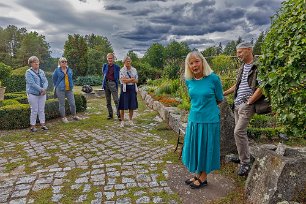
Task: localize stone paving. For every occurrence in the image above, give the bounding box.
[0,109,180,203]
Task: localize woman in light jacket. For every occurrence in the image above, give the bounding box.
[52,57,80,123]
[118,56,138,127]
[25,56,48,132]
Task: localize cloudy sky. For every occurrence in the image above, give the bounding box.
[0,0,282,59]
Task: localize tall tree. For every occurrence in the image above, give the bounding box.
[85,34,113,75]
[164,41,190,65]
[223,40,237,56]
[216,42,223,55]
[143,43,165,68]
[0,25,27,68]
[64,34,88,77]
[16,31,51,68]
[253,31,265,56]
[201,46,217,57]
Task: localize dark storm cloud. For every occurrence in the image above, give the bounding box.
[118,24,170,41]
[126,0,167,2]
[104,5,126,10]
[254,0,281,10]
[0,17,26,27]
[2,0,282,58]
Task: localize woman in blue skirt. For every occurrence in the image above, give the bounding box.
[182,51,224,189]
[118,56,138,127]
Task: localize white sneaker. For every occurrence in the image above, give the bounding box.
[129,120,134,126]
[120,121,124,127]
[62,117,69,123]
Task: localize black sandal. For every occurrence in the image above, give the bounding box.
[189,178,208,189]
[184,176,198,185]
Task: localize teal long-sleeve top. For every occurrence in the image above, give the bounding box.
[186,73,224,123]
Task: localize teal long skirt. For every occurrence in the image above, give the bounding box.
[182,122,220,174]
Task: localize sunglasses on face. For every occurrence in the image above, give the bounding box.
[61,61,67,63]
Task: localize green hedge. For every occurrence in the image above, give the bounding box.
[74,75,102,86]
[0,93,87,130]
[3,66,54,93]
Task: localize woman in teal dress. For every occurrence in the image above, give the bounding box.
[182,51,224,189]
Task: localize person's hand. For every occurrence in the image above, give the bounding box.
[40,89,46,95]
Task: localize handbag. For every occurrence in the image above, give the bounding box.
[254,96,271,114]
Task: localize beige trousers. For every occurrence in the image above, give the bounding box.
[234,102,255,164]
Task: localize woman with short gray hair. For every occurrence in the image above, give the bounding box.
[118,56,138,127]
[25,56,49,132]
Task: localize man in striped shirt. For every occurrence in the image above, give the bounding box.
[223,42,263,176]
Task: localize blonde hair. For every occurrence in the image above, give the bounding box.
[58,57,67,66]
[184,51,213,80]
[28,56,39,66]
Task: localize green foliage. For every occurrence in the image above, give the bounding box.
[3,66,53,93]
[259,0,306,137]
[74,75,102,86]
[253,31,265,55]
[162,64,181,79]
[155,79,179,96]
[16,31,51,67]
[0,93,86,129]
[0,25,51,69]
[0,99,20,107]
[64,34,88,78]
[0,62,12,86]
[134,61,162,85]
[250,114,277,129]
[247,127,281,140]
[211,54,239,75]
[143,43,165,68]
[164,41,190,65]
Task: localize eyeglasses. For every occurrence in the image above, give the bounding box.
[61,61,67,63]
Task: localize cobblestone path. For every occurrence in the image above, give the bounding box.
[0,98,180,203]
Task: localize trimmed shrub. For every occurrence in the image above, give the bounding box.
[0,104,30,129]
[3,66,54,93]
[0,62,12,87]
[247,127,281,140]
[0,99,20,107]
[74,75,102,86]
[0,93,87,130]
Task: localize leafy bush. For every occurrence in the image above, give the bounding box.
[247,127,281,140]
[154,79,179,96]
[162,64,181,79]
[0,99,20,107]
[259,0,306,137]
[3,66,54,93]
[0,62,12,87]
[0,93,86,129]
[250,114,278,129]
[74,75,102,86]
[135,62,162,85]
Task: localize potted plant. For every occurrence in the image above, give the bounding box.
[0,62,12,100]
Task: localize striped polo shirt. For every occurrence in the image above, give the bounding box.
[234,64,253,106]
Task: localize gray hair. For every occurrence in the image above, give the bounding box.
[58,57,67,66]
[28,56,39,66]
[122,56,131,63]
[236,42,253,49]
[184,51,213,80]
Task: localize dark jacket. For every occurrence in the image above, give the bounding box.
[234,63,259,99]
[102,63,120,89]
